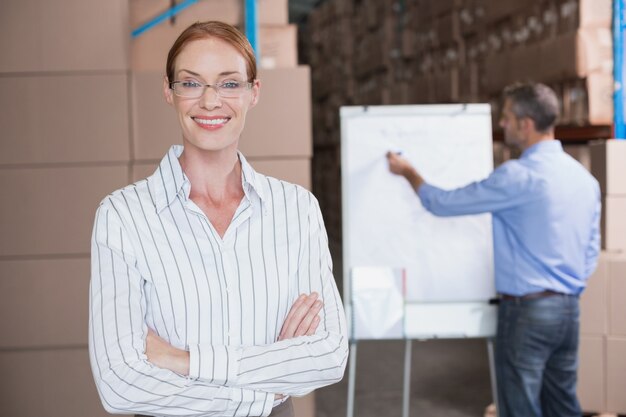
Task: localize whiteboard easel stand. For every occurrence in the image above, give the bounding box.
[402,339,412,417]
[487,336,500,416]
[346,336,499,417]
[340,104,500,417]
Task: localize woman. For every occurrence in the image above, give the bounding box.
[89,21,348,416]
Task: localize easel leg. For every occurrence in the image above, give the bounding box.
[346,341,358,417]
[487,337,500,417]
[402,339,412,417]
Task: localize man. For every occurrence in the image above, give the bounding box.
[387,82,601,417]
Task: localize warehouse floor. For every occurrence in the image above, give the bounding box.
[316,338,493,417]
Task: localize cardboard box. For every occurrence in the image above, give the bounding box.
[539,28,612,83]
[606,337,626,413]
[0,349,109,417]
[562,79,587,125]
[577,335,606,413]
[0,74,130,165]
[432,69,460,103]
[580,252,608,335]
[249,158,311,190]
[257,25,298,69]
[132,67,312,160]
[458,0,485,36]
[588,73,615,126]
[0,0,129,73]
[601,195,626,252]
[409,75,435,104]
[509,43,543,85]
[484,52,511,94]
[130,70,181,158]
[130,0,287,28]
[580,73,614,126]
[458,62,480,103]
[132,22,297,71]
[608,256,626,335]
[0,258,89,348]
[484,0,526,24]
[0,166,129,257]
[559,0,612,33]
[132,158,311,190]
[590,140,626,195]
[430,0,461,17]
[362,0,382,30]
[239,70,312,159]
[434,12,462,47]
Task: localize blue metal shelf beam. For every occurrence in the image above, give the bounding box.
[614,0,626,139]
[245,0,260,60]
[131,0,261,63]
[131,0,199,38]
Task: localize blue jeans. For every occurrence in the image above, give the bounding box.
[495,294,581,417]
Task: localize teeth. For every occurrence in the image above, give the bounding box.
[194,118,228,125]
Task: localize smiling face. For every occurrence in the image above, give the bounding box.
[163,36,260,155]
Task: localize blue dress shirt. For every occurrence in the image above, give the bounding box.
[417,140,601,296]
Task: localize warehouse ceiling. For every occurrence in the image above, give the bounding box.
[289,0,323,23]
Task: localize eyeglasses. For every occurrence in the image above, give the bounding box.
[169,80,253,99]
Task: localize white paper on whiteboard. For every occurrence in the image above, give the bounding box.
[341,104,496,303]
[351,267,405,340]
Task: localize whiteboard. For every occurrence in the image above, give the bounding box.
[341,104,497,328]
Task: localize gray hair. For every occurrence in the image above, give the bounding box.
[502,82,559,132]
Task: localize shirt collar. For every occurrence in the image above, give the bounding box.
[148,145,189,212]
[148,145,267,213]
[521,139,563,158]
[238,151,267,204]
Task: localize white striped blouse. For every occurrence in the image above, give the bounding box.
[89,145,348,416]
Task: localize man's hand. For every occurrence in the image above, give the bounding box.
[278,293,323,341]
[146,328,190,376]
[386,151,425,191]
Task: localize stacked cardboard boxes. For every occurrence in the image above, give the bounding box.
[578,252,626,414]
[306,0,356,277]
[568,140,626,415]
[591,140,626,252]
[0,1,314,416]
[306,0,614,287]
[130,0,294,71]
[0,1,130,416]
[309,0,612,123]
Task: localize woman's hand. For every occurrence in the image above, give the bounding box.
[278,293,323,341]
[274,294,323,401]
[145,328,190,376]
